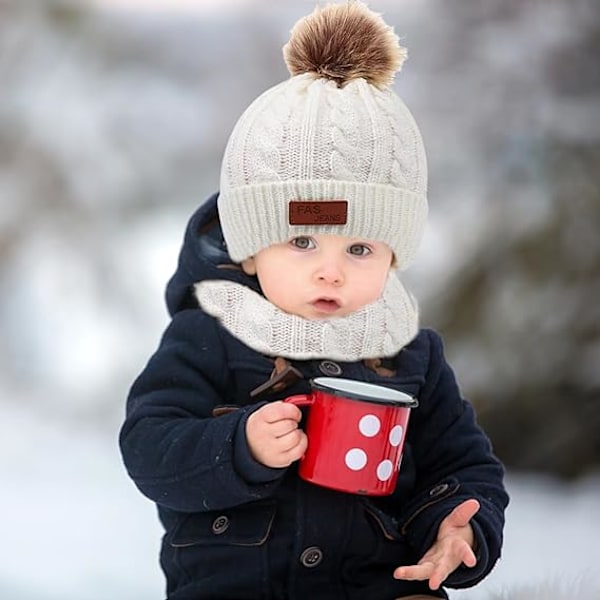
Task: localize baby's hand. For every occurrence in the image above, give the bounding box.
[393,498,480,590]
[246,401,308,468]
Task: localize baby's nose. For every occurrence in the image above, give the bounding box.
[315,262,344,285]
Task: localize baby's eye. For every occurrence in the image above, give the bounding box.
[290,236,315,250]
[348,243,372,256]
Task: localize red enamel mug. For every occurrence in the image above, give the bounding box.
[284,377,418,496]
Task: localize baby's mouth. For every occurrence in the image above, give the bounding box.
[311,297,341,313]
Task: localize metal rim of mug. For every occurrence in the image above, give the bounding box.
[310,377,419,407]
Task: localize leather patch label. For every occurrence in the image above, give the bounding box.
[288,201,348,225]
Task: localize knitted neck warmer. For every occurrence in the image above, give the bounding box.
[194,274,418,361]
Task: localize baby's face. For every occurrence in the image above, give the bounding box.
[242,234,393,320]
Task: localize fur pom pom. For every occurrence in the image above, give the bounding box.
[283,1,406,89]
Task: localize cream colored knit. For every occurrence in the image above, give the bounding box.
[194,274,418,361]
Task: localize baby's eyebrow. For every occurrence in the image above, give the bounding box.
[347,239,374,245]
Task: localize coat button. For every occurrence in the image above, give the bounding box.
[299,546,323,568]
[429,483,449,497]
[319,360,342,376]
[211,515,230,535]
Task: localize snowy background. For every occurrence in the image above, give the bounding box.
[1,0,599,598]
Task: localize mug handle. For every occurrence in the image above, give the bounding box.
[283,394,314,407]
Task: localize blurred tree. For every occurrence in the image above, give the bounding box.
[421,0,600,477]
[431,140,600,478]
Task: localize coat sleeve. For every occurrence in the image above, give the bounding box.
[398,329,509,588]
[119,309,286,513]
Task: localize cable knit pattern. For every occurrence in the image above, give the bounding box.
[372,84,427,194]
[194,273,419,361]
[329,82,363,182]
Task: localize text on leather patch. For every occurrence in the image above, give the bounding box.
[288,201,348,225]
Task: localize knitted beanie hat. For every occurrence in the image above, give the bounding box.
[218,1,428,269]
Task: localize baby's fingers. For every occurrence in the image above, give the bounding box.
[461,543,477,568]
[396,560,451,591]
[425,543,477,589]
[394,542,477,590]
[393,561,434,583]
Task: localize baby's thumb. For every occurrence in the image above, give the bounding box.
[445,499,480,529]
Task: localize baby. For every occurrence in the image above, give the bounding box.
[120,3,508,599]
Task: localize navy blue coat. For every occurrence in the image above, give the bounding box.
[119,194,508,600]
